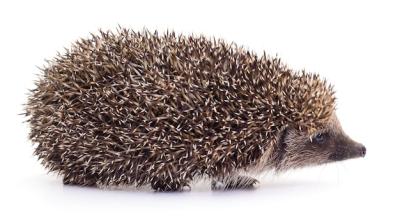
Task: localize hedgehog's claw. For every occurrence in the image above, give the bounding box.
[211,180,225,190]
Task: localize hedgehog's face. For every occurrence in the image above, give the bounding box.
[277,114,366,170]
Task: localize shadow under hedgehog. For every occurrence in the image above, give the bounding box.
[24,28,366,191]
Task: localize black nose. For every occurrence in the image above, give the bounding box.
[360,145,366,157]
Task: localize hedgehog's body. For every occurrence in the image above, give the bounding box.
[25,29,366,191]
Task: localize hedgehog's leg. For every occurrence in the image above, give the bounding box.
[62,172,99,187]
[150,177,190,192]
[211,175,259,190]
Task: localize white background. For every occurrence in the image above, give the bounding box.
[0,0,399,218]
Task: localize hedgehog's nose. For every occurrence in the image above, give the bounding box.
[360,145,366,157]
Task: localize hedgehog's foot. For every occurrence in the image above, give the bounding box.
[62,174,99,187]
[150,178,190,192]
[211,175,259,190]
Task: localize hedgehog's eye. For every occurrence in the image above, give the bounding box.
[312,133,326,144]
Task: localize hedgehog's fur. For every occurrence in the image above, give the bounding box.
[25,28,364,191]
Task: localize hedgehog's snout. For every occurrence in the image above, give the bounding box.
[359,144,367,157]
[329,141,366,161]
[352,143,366,159]
[350,142,366,158]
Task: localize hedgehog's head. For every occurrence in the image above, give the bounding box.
[275,113,366,171]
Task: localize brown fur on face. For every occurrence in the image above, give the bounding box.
[275,113,366,171]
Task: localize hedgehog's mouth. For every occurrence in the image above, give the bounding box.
[329,144,366,161]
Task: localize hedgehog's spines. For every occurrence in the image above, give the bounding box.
[26,28,336,189]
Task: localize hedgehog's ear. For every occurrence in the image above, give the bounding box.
[277,125,290,144]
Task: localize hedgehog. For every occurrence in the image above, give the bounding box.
[24,28,366,191]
